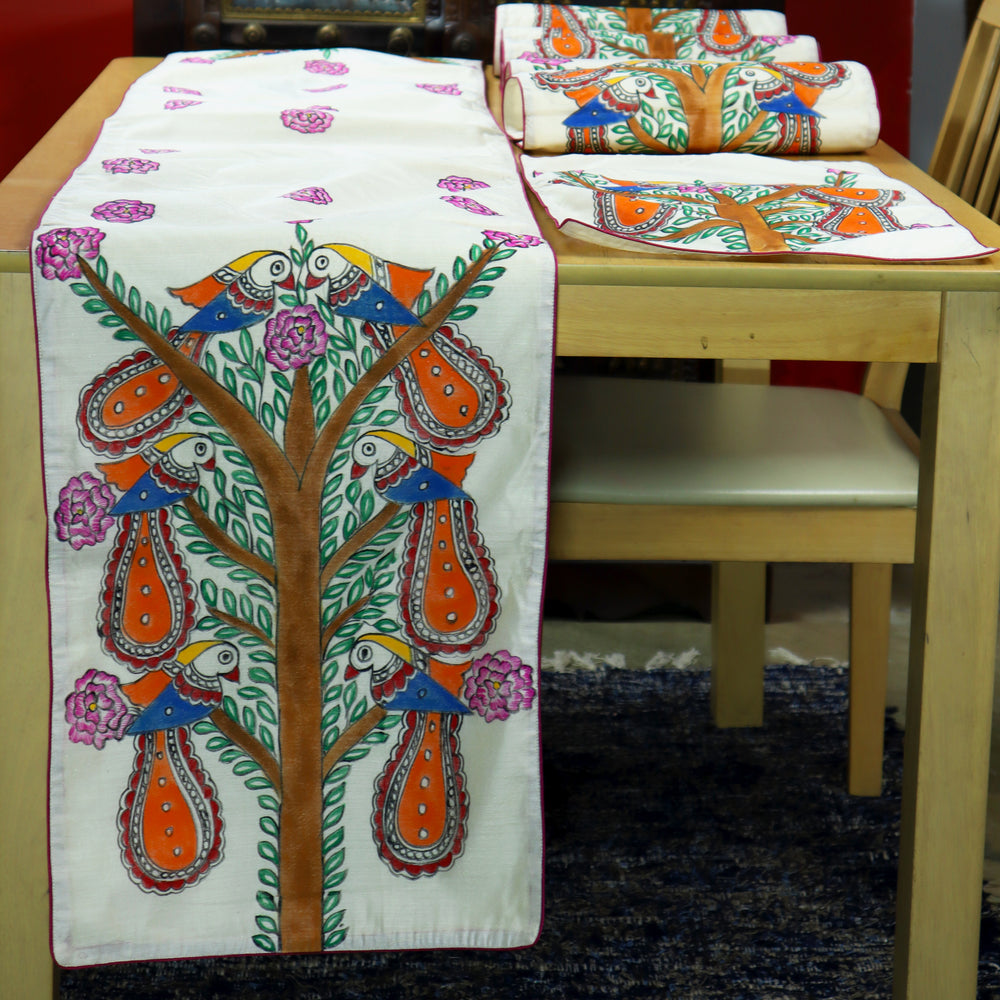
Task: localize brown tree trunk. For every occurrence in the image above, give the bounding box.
[274,476,324,951]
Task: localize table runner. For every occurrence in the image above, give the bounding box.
[494,5,789,72]
[521,152,997,259]
[504,59,880,155]
[34,48,554,966]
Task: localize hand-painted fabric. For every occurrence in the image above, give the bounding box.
[501,32,820,75]
[493,4,789,72]
[522,152,996,259]
[34,48,553,966]
[504,60,880,155]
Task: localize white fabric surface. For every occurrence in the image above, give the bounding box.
[35,49,553,966]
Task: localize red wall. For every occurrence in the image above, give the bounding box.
[0,0,132,181]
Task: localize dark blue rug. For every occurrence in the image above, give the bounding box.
[59,664,1000,999]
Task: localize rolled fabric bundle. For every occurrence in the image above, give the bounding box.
[503,60,881,155]
[501,32,821,77]
[493,4,789,72]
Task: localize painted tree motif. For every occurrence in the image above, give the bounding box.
[41,221,539,954]
[549,168,910,253]
[533,60,848,154]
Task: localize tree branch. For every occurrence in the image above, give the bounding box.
[322,705,388,781]
[183,497,276,585]
[321,593,373,656]
[207,605,274,647]
[77,258,294,496]
[210,707,282,793]
[301,243,502,494]
[320,501,402,592]
[626,117,674,153]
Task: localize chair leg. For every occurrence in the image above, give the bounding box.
[848,563,893,796]
[710,560,766,727]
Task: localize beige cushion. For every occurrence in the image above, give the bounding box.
[550,374,919,507]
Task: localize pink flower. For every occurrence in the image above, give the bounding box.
[66,669,133,748]
[102,157,159,174]
[163,85,202,95]
[164,99,202,110]
[482,230,543,248]
[282,186,333,205]
[464,651,536,722]
[92,199,155,224]
[441,195,499,216]
[438,175,490,193]
[417,83,462,95]
[54,472,116,549]
[264,305,328,370]
[34,227,105,281]
[281,107,336,134]
[305,59,349,75]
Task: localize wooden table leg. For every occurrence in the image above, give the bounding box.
[0,271,56,998]
[893,290,1000,999]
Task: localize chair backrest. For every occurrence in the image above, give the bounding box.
[929,0,1000,218]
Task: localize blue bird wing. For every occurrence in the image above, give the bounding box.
[759,93,821,117]
[563,97,630,129]
[127,684,214,733]
[333,283,420,326]
[381,673,470,714]
[177,291,252,335]
[381,466,469,504]
[111,470,186,515]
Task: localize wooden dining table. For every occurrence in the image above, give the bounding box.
[4,55,1000,999]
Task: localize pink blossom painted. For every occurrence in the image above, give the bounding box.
[417,83,462,95]
[305,59,349,76]
[483,230,543,248]
[441,195,499,216]
[54,472,117,549]
[92,199,156,224]
[102,157,160,175]
[65,669,133,749]
[164,100,203,110]
[283,186,333,206]
[438,176,490,193]
[35,227,105,281]
[464,652,536,722]
[264,305,329,370]
[281,107,336,134]
[163,85,202,95]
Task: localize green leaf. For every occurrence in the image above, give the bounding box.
[98,315,125,328]
[464,284,493,299]
[258,867,278,887]
[244,775,273,790]
[322,910,344,934]
[255,914,279,934]
[257,794,280,812]
[447,305,477,322]
[452,256,467,280]
[233,758,262,776]
[259,815,279,838]
[257,890,277,912]
[257,840,279,863]
[252,934,276,953]
[112,272,126,300]
[478,266,506,281]
[435,273,449,298]
[159,308,173,335]
[240,328,254,365]
[82,298,108,314]
[96,256,109,282]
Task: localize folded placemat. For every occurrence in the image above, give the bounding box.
[522,152,996,259]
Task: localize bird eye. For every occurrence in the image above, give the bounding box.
[313,254,329,271]
[195,442,207,456]
[361,442,376,457]
[270,259,286,276]
[218,649,234,664]
[356,645,372,662]
[634,77,648,88]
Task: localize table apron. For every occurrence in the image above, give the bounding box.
[555,285,942,361]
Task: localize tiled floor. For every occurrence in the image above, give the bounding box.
[540,561,1000,874]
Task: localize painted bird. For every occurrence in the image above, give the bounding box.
[306,243,508,451]
[562,74,656,130]
[118,640,239,893]
[351,430,499,656]
[98,433,216,671]
[349,633,469,878]
[78,251,293,456]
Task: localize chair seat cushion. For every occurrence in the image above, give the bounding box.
[550,374,919,507]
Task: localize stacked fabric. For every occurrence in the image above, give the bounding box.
[496,5,879,157]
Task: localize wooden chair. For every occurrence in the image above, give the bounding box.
[548,0,1000,797]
